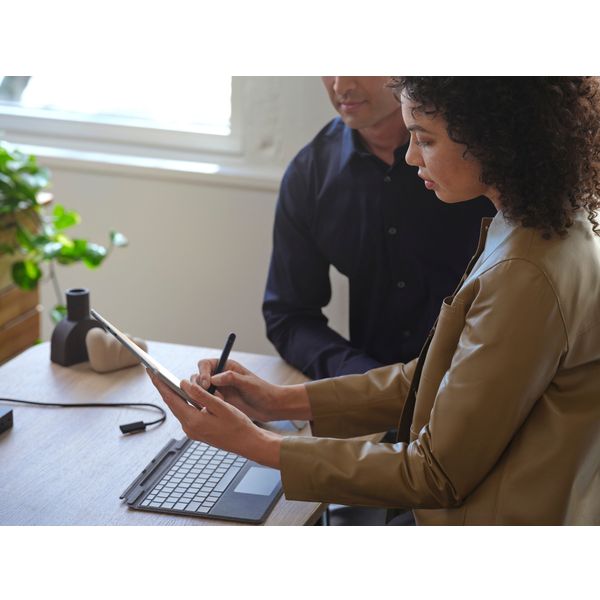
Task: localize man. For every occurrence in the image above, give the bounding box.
[263,77,495,381]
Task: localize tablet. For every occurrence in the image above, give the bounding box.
[90,309,203,411]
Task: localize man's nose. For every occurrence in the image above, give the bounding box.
[333,77,357,97]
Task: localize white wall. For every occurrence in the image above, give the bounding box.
[28,77,348,356]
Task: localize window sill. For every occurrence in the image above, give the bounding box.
[11,142,283,193]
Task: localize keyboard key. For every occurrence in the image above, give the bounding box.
[214,467,241,492]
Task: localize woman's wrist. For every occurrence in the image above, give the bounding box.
[248,427,283,469]
[269,383,312,421]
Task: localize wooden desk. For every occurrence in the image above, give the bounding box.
[0,341,324,526]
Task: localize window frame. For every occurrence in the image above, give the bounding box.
[0,77,242,159]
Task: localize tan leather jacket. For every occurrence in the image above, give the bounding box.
[280,211,600,524]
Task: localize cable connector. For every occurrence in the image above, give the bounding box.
[120,421,147,435]
[0,407,13,435]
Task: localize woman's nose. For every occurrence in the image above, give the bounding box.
[405,138,422,167]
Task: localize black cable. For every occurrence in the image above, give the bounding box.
[0,397,167,434]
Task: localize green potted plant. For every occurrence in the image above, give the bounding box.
[0,141,127,323]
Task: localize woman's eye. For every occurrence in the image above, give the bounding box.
[416,139,431,148]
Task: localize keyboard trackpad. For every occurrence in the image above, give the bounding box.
[233,467,280,496]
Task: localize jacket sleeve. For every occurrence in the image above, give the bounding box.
[280,259,567,508]
[262,162,383,380]
[303,359,418,438]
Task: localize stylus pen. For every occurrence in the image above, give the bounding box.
[207,333,236,395]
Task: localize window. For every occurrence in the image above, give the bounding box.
[0,75,239,157]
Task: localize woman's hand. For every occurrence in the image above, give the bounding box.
[196,358,311,422]
[147,370,282,468]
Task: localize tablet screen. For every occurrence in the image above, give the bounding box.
[90,309,202,410]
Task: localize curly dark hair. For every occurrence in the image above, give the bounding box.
[390,77,600,238]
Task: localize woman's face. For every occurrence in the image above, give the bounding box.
[401,94,496,205]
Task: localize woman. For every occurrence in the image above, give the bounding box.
[150,77,600,525]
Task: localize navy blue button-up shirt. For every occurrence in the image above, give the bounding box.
[263,117,496,380]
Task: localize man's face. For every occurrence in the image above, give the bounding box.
[321,76,401,130]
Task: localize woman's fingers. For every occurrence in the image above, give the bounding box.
[210,369,249,389]
[196,359,217,389]
[181,379,226,415]
[195,358,253,390]
[147,370,197,421]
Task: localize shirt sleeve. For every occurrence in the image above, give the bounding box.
[262,159,383,380]
[280,259,567,509]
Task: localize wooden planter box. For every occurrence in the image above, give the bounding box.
[0,207,44,364]
[0,202,52,363]
[0,284,41,364]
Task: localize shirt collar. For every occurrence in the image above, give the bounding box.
[480,211,514,261]
[465,211,514,280]
[339,125,367,169]
[339,122,408,171]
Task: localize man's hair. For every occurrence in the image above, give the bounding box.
[390,76,600,238]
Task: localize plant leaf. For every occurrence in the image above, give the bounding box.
[42,241,63,259]
[110,230,128,247]
[15,225,35,251]
[55,238,86,264]
[52,204,80,230]
[82,242,107,268]
[12,260,42,290]
[51,304,67,324]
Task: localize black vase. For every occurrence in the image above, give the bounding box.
[50,288,102,366]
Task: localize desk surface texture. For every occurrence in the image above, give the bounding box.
[0,341,322,526]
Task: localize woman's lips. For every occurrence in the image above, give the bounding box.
[420,176,436,190]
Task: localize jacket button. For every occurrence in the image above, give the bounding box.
[397,280,406,289]
[383,175,392,183]
[388,226,397,235]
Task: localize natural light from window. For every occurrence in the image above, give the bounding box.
[0,75,232,136]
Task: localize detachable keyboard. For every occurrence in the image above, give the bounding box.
[121,437,282,523]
